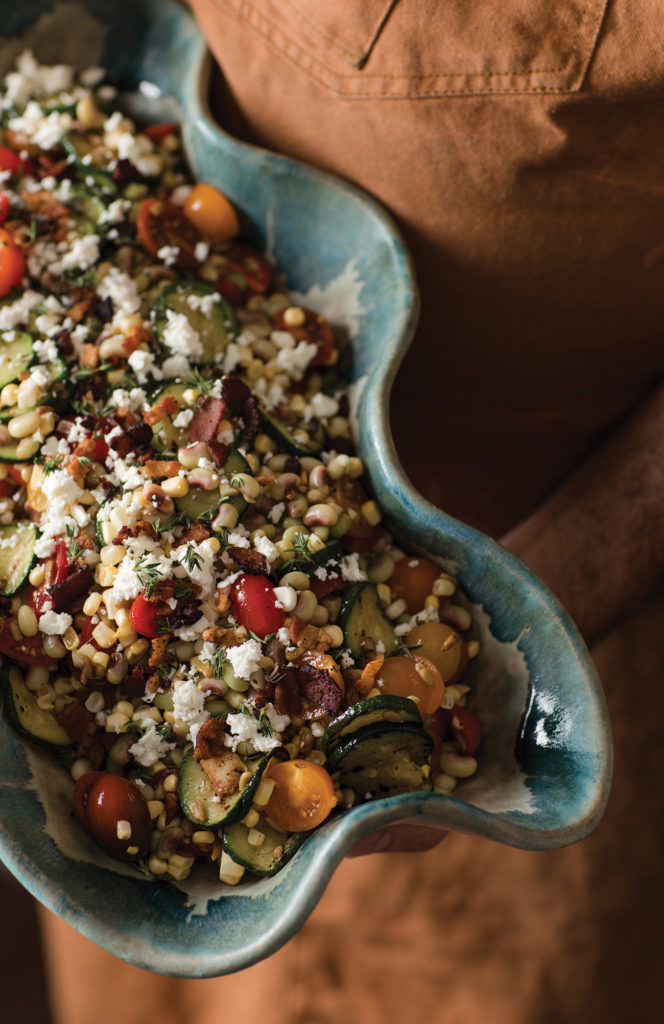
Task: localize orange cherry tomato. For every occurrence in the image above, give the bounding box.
[142,122,179,144]
[74,771,151,861]
[271,306,336,367]
[388,557,443,615]
[0,227,25,297]
[406,621,468,685]
[373,654,445,717]
[265,759,337,833]
[183,182,240,242]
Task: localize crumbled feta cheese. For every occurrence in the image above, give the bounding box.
[268,502,285,524]
[9,101,72,151]
[38,610,72,635]
[253,534,280,567]
[0,289,43,330]
[162,309,203,359]
[305,392,339,422]
[127,349,163,385]
[339,649,355,669]
[106,387,148,413]
[157,244,180,266]
[97,267,141,315]
[4,50,73,108]
[393,604,441,636]
[172,408,194,429]
[129,723,175,768]
[341,552,367,583]
[225,702,289,753]
[172,679,210,744]
[225,639,263,681]
[60,234,99,271]
[161,354,191,379]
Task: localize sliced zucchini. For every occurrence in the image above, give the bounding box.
[0,523,37,597]
[68,186,107,229]
[222,812,306,877]
[0,330,34,388]
[178,746,286,829]
[151,281,238,365]
[0,439,27,463]
[1,666,72,749]
[326,722,433,797]
[277,539,341,580]
[261,411,327,457]
[62,134,118,194]
[337,582,399,660]
[149,382,190,453]
[322,694,422,756]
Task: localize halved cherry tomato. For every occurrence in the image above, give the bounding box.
[309,573,344,599]
[0,618,52,665]
[74,771,151,861]
[406,622,468,685]
[448,705,481,756]
[0,227,25,297]
[213,242,272,305]
[230,573,285,638]
[6,465,28,487]
[0,478,16,497]
[265,759,336,832]
[0,145,25,176]
[142,122,179,144]
[136,197,201,269]
[129,591,161,638]
[183,182,240,242]
[373,653,445,717]
[0,193,9,225]
[30,539,71,615]
[388,557,443,615]
[272,306,336,367]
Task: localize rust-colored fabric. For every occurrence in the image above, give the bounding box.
[39,2,664,1021]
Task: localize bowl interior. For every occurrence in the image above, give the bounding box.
[0,0,611,977]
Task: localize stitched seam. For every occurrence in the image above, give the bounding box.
[216,0,602,97]
[272,0,398,62]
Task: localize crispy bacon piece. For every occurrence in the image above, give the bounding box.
[113,521,158,544]
[109,422,152,457]
[193,717,228,760]
[357,653,385,696]
[206,440,230,468]
[142,459,180,478]
[148,635,171,668]
[22,189,69,220]
[221,375,251,410]
[227,546,268,575]
[145,394,179,426]
[79,343,99,369]
[297,662,344,717]
[242,395,261,439]
[55,700,96,746]
[274,668,302,716]
[188,396,226,443]
[201,624,237,645]
[180,520,212,544]
[48,567,94,612]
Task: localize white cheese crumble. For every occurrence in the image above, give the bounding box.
[225,639,263,681]
[172,679,210,744]
[341,553,367,583]
[38,610,72,635]
[304,392,339,422]
[275,340,318,380]
[225,703,290,754]
[97,267,141,315]
[129,723,175,768]
[162,309,203,359]
[393,604,441,636]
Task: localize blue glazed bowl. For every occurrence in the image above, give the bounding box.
[0,0,611,977]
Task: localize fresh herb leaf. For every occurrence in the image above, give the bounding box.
[182,543,204,573]
[210,645,229,679]
[156,616,172,635]
[258,711,273,737]
[285,532,313,563]
[134,556,162,598]
[74,360,112,381]
[41,456,62,474]
[65,523,84,560]
[185,368,217,397]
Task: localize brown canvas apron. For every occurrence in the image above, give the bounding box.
[39,3,664,1021]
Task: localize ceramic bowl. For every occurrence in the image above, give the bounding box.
[0,0,611,977]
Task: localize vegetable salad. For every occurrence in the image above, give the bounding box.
[0,53,481,884]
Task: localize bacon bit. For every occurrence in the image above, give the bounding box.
[148,635,171,668]
[180,520,212,544]
[189,396,226,443]
[201,625,238,646]
[357,653,385,696]
[48,567,94,612]
[274,668,302,716]
[297,662,343,718]
[221,375,251,410]
[109,422,152,457]
[144,394,180,425]
[242,394,261,439]
[286,622,333,659]
[79,344,99,369]
[310,573,343,600]
[193,717,227,760]
[215,588,231,615]
[142,460,180,478]
[68,295,95,324]
[73,437,106,463]
[22,189,69,220]
[226,546,268,575]
[206,439,230,468]
[113,521,158,545]
[55,700,96,746]
[66,457,87,488]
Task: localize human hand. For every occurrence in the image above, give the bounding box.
[348,824,447,857]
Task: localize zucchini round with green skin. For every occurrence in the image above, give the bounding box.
[151,281,238,365]
[62,134,118,194]
[1,666,72,749]
[261,410,327,457]
[149,382,190,453]
[0,523,37,597]
[337,582,399,661]
[322,694,422,756]
[0,331,34,388]
[222,813,307,877]
[174,448,251,521]
[326,722,433,796]
[178,745,287,829]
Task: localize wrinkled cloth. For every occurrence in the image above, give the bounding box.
[41,2,664,1021]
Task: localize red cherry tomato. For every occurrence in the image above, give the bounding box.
[0,145,25,176]
[448,706,481,756]
[136,197,201,269]
[30,539,71,615]
[0,227,25,297]
[388,557,443,615]
[213,242,272,305]
[0,618,53,665]
[0,193,9,225]
[141,122,179,144]
[229,574,285,638]
[6,465,28,487]
[74,771,151,861]
[265,759,336,832]
[0,478,16,497]
[183,182,240,242]
[272,307,336,367]
[129,591,161,638]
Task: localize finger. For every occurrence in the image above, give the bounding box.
[347,824,447,858]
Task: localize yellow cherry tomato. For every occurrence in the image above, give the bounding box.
[373,654,445,717]
[265,759,337,833]
[182,182,240,242]
[388,557,444,614]
[407,622,468,685]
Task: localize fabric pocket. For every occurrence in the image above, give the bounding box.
[217,0,610,98]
